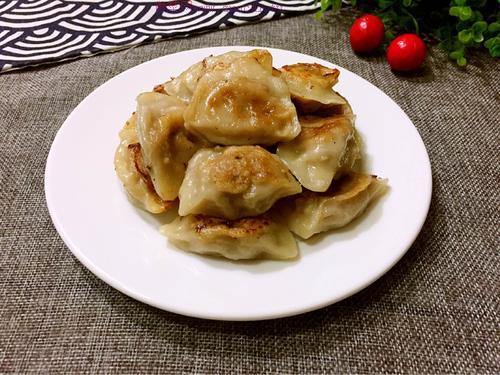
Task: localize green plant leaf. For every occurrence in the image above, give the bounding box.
[488,22,500,33]
[473,33,484,43]
[377,0,393,10]
[490,46,500,57]
[458,29,473,43]
[459,7,473,21]
[473,11,483,21]
[449,6,461,17]
[484,37,495,49]
[320,0,331,11]
[449,50,463,59]
[484,36,500,57]
[402,0,412,6]
[472,21,487,33]
[385,30,396,40]
[474,35,485,43]
[379,10,399,27]
[457,56,467,66]
[453,0,466,5]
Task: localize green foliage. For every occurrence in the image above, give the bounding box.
[316,0,500,66]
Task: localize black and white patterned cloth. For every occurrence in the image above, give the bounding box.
[0,0,318,72]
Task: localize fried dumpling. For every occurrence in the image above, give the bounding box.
[136,92,210,201]
[178,146,302,219]
[114,114,174,213]
[279,63,350,114]
[183,54,300,145]
[277,173,388,239]
[156,49,273,104]
[161,214,298,260]
[276,115,361,192]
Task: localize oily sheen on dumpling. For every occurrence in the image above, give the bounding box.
[156,49,273,104]
[279,63,350,114]
[183,54,300,145]
[136,92,210,201]
[161,214,298,260]
[114,113,174,213]
[276,115,360,192]
[277,173,388,239]
[178,146,302,219]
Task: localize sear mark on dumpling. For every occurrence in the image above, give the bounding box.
[153,84,167,94]
[157,49,273,105]
[276,114,361,192]
[114,114,175,213]
[279,63,349,114]
[160,214,298,260]
[178,146,302,220]
[128,143,176,210]
[184,54,300,145]
[275,172,388,239]
[136,92,211,202]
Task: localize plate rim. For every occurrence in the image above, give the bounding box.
[45,45,433,321]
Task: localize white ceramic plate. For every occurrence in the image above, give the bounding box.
[45,46,432,321]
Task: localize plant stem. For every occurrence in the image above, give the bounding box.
[401,7,420,35]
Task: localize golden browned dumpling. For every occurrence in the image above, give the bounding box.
[114,113,174,213]
[178,146,302,219]
[161,214,298,260]
[276,173,388,239]
[114,49,390,261]
[276,115,360,192]
[183,54,300,145]
[279,63,349,114]
[157,49,273,105]
[136,92,211,201]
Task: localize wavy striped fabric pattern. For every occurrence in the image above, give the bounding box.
[0,0,318,72]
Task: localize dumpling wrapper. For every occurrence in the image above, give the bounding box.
[279,63,350,114]
[276,115,361,192]
[114,113,174,213]
[178,146,302,220]
[276,173,388,239]
[184,54,300,145]
[136,92,210,201]
[156,49,273,105]
[161,214,298,260]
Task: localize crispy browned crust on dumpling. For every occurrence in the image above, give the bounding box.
[178,146,302,219]
[153,84,167,94]
[156,49,273,105]
[282,63,340,85]
[161,214,298,260]
[128,143,176,210]
[279,63,348,114]
[276,172,388,239]
[204,49,273,73]
[128,143,154,191]
[184,55,300,145]
[114,114,175,213]
[191,214,276,238]
[136,92,211,201]
[206,146,296,194]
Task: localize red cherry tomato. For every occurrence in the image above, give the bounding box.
[387,34,427,72]
[349,14,385,54]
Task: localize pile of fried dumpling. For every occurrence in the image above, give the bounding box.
[114,49,388,261]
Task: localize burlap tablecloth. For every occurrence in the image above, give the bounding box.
[1,10,498,374]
